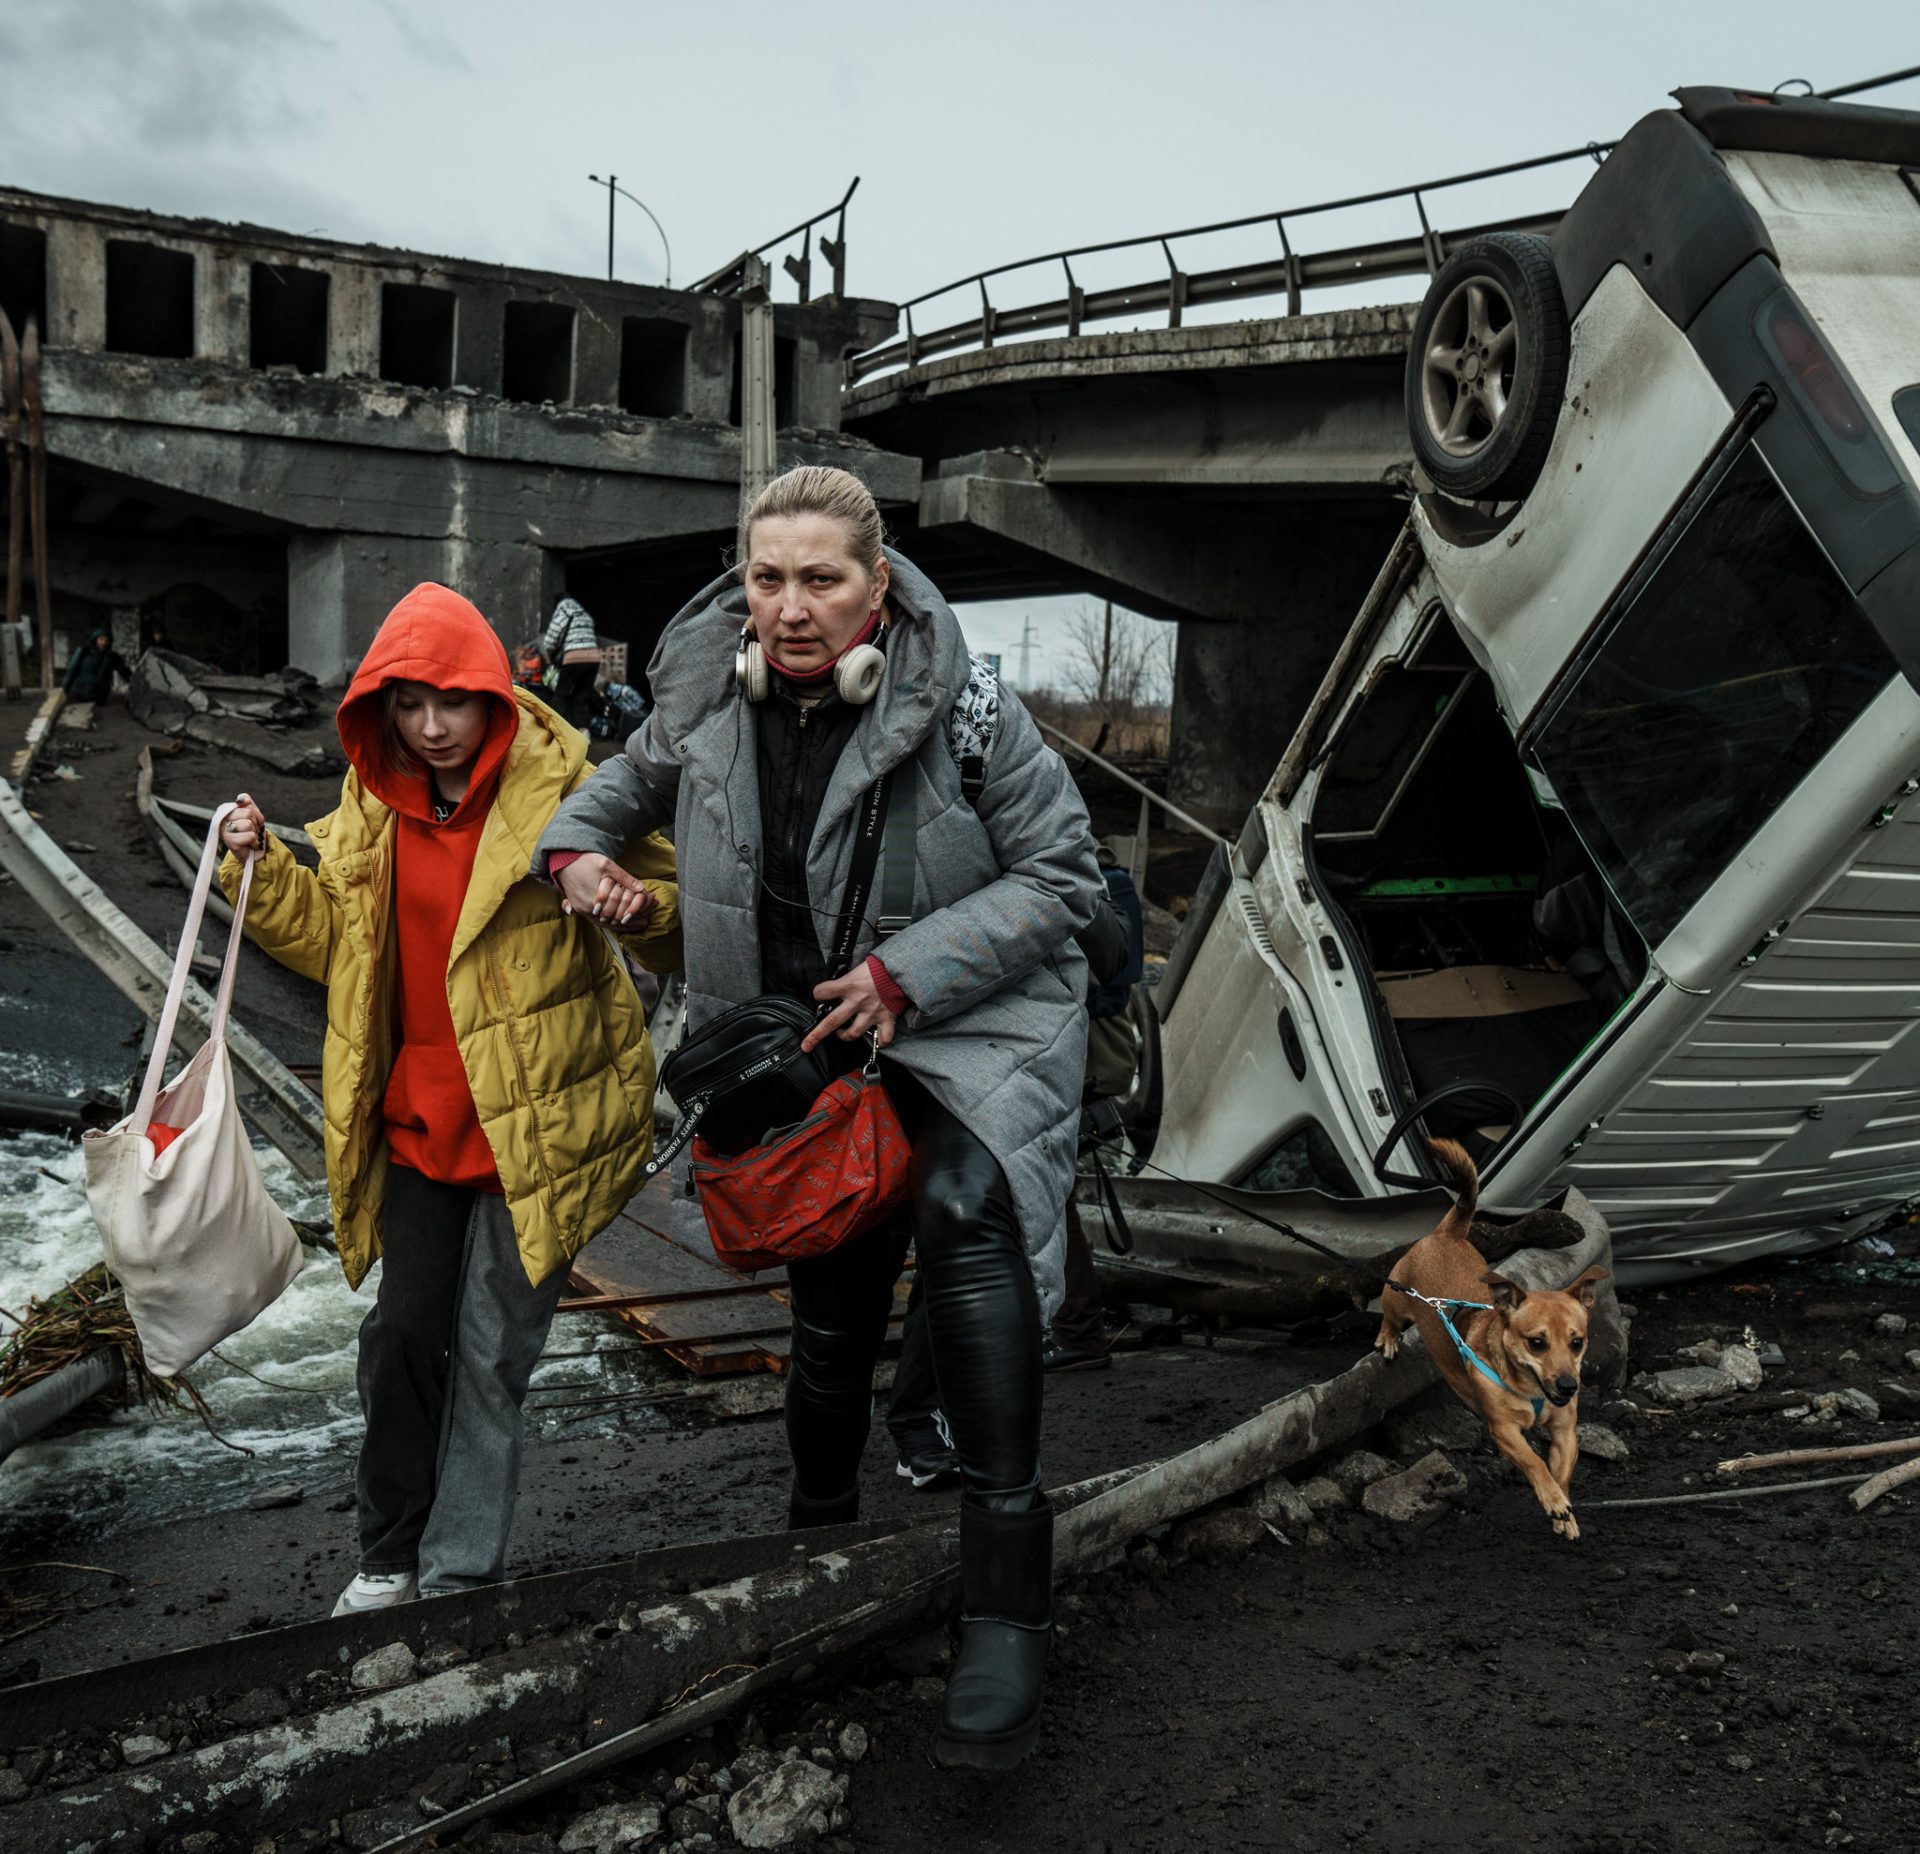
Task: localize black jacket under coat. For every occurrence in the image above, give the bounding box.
[754,684,862,1005]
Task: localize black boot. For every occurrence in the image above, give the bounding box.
[788,1484,860,1530]
[934,1495,1051,1770]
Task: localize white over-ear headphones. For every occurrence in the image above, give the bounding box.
[737,618,888,706]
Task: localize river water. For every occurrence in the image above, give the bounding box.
[0,1128,650,1549]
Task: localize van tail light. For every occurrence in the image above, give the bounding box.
[1767,305,1870,444]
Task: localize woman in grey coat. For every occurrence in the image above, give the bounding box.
[534,465,1100,1770]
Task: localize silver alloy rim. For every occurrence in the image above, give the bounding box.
[1420,274,1520,458]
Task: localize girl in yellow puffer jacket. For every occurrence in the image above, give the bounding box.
[219,582,678,1614]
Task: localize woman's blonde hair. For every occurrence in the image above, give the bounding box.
[739,466,886,577]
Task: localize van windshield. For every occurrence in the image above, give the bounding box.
[1530,446,1894,945]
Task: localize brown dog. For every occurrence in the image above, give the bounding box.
[1374,1138,1606,1540]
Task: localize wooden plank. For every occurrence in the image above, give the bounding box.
[568,1173,907,1377]
[0,779,326,1178]
[569,1175,789,1376]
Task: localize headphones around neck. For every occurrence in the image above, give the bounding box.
[736,615,888,707]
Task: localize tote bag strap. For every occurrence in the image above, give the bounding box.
[131,803,257,1136]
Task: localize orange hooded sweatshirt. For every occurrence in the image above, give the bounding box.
[336,584,518,1192]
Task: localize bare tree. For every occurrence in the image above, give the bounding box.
[1061,600,1172,751]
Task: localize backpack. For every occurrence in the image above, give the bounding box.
[945,652,1001,803]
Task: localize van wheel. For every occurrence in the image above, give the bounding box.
[1406,232,1569,504]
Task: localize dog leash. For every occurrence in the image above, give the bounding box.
[1085,1127,1530,1404]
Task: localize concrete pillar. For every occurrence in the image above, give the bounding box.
[684,298,734,425]
[1165,506,1404,829]
[574,303,620,410]
[43,220,106,350]
[288,533,559,683]
[455,280,506,396]
[199,248,249,365]
[329,264,382,377]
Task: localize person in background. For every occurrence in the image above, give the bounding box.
[217,582,680,1616]
[1047,845,1145,1370]
[62,625,129,703]
[542,596,603,729]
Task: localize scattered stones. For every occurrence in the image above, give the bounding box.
[1170,1506,1266,1562]
[248,1481,305,1511]
[1676,1339,1724,1365]
[727,1759,845,1849]
[1814,1388,1880,1424]
[1362,1450,1467,1526]
[348,1641,419,1692]
[1251,1474,1315,1533]
[1300,1475,1346,1516]
[0,1769,27,1804]
[118,1735,169,1767]
[835,1723,868,1765]
[1906,1349,1920,1373]
[1717,1344,1763,1392]
[1328,1449,1398,1499]
[1577,1422,1630,1462]
[1633,1365,1738,1406]
[1872,1312,1908,1337]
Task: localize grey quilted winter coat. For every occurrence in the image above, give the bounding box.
[531,551,1102,1317]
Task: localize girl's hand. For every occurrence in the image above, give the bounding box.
[220,793,266,858]
[555,852,655,926]
[805,964,898,1053]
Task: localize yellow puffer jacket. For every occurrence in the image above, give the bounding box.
[220,687,681,1290]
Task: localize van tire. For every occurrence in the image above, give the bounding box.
[1406,232,1570,504]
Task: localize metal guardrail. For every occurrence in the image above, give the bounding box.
[845,142,1610,385]
[694,176,861,302]
[843,64,1920,388]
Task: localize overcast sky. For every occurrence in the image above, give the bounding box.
[1,1,1914,685]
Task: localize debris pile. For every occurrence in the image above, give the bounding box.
[125,649,333,773]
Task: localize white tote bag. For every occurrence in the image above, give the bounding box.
[84,805,305,1377]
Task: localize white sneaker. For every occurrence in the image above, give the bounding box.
[331,1570,418,1616]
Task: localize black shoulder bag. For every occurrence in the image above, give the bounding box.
[646,766,914,1176]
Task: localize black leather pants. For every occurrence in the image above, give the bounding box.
[784,1069,1042,1510]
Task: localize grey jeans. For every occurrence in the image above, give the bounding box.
[355,1165,566,1592]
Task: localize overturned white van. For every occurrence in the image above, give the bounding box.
[1141,87,1920,1284]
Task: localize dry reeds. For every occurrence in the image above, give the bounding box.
[0,1263,224,1431]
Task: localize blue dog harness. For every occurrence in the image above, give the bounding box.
[1393,1284,1547,1422]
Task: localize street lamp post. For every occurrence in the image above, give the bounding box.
[588,174,672,288]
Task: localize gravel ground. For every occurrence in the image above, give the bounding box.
[454,1252,1920,1854]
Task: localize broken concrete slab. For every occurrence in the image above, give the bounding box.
[727,1760,844,1849]
[1578,1422,1631,1462]
[1634,1365,1739,1406]
[1362,1450,1467,1525]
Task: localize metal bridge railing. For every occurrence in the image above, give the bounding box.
[844,142,1612,388]
[695,177,861,302]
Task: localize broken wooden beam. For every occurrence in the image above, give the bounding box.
[0,780,325,1178]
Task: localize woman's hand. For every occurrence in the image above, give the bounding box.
[219,793,266,858]
[554,852,656,927]
[804,964,898,1053]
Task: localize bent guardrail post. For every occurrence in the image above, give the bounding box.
[0,780,326,1180]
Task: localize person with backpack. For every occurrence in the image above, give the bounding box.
[215,582,681,1616]
[532,464,1101,1771]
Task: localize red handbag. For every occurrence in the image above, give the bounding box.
[690,1052,912,1272]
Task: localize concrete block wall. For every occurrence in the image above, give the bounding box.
[1,187,897,432]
